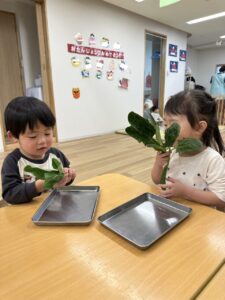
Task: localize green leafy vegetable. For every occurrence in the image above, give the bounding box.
[126,111,203,184]
[24,158,64,189]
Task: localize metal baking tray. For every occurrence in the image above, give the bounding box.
[32,186,100,225]
[98,193,192,249]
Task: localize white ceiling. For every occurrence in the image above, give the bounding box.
[102,0,225,49]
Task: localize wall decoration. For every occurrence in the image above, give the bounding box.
[119,60,128,71]
[74,33,84,45]
[101,37,110,48]
[169,44,177,57]
[107,71,114,80]
[170,61,178,73]
[67,33,129,91]
[88,33,96,45]
[108,59,115,71]
[118,78,129,89]
[96,59,104,70]
[179,50,186,61]
[72,88,80,99]
[68,44,124,59]
[96,70,102,79]
[81,69,90,78]
[71,56,80,67]
[84,56,92,69]
[113,42,121,50]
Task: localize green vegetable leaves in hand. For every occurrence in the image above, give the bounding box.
[126,111,203,184]
[24,158,64,189]
[176,138,203,154]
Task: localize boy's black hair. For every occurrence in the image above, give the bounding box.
[164,90,224,155]
[4,96,56,138]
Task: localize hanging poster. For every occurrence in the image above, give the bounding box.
[169,44,177,57]
[179,50,187,61]
[68,44,124,59]
[170,61,178,73]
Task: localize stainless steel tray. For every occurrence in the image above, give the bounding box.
[32,186,100,225]
[98,193,192,249]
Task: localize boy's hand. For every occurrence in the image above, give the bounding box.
[54,168,76,188]
[158,177,188,198]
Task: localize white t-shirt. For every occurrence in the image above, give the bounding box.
[167,147,225,202]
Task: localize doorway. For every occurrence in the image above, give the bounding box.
[144,32,166,118]
[0,0,56,150]
[0,10,24,141]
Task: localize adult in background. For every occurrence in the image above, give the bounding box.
[210,65,225,98]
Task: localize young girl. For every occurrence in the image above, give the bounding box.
[1,96,76,204]
[151,90,225,209]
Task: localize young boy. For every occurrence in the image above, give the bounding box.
[1,96,76,204]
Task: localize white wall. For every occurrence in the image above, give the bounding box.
[45,0,187,142]
[0,0,41,89]
[187,46,225,93]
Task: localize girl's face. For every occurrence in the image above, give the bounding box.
[17,121,54,159]
[163,113,203,141]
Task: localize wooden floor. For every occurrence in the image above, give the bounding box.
[0,133,156,207]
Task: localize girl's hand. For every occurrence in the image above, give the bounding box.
[54,168,76,188]
[155,151,170,168]
[158,177,188,198]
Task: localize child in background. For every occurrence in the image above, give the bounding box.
[1,97,76,204]
[151,90,225,209]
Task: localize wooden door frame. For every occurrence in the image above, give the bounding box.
[35,0,58,141]
[144,30,167,117]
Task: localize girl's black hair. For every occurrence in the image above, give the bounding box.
[164,90,225,155]
[4,96,56,138]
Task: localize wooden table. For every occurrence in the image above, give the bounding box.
[1,173,225,300]
[196,263,225,299]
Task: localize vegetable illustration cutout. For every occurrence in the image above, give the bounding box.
[24,158,64,189]
[126,112,203,184]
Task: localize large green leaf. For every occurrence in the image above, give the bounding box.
[164,123,180,147]
[126,126,155,146]
[128,111,155,138]
[24,158,64,190]
[24,165,58,180]
[176,138,203,154]
[52,158,64,173]
[44,172,64,189]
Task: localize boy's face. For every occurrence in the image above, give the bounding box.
[16,122,54,159]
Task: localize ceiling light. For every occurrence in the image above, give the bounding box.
[220,35,225,39]
[135,0,144,2]
[160,0,180,8]
[187,11,225,24]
